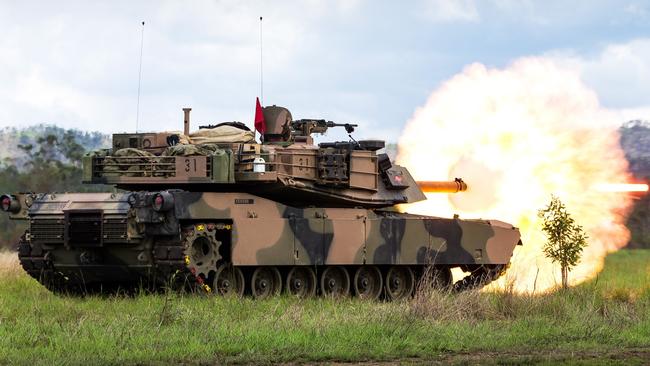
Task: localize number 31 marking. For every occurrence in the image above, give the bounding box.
[184,158,197,172]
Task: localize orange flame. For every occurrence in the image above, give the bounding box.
[397,58,634,293]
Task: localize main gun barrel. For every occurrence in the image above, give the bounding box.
[416,179,467,193]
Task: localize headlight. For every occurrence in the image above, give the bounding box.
[152,192,174,212]
[0,194,21,213]
[24,194,34,208]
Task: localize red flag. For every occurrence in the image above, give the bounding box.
[254,97,266,134]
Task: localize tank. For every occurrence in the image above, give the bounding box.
[1,105,522,299]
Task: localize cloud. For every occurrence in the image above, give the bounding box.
[616,106,650,123]
[624,3,650,18]
[0,0,366,134]
[1,0,649,141]
[546,38,650,117]
[419,0,480,23]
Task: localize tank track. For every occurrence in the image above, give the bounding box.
[452,264,508,292]
[17,232,76,293]
[17,231,195,295]
[151,236,198,291]
[17,229,508,296]
[17,232,49,281]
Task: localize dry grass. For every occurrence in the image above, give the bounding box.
[0,250,19,276]
[406,250,650,329]
[408,279,649,336]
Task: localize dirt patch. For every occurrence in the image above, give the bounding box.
[430,348,650,365]
[308,348,650,365]
[0,251,20,276]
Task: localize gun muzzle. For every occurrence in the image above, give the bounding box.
[417,179,467,193]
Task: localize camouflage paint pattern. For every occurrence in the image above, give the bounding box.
[10,189,520,290]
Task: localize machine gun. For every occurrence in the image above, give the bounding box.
[290,119,358,136]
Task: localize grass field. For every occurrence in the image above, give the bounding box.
[0,250,648,365]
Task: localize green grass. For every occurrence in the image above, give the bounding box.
[590,249,650,291]
[0,250,649,365]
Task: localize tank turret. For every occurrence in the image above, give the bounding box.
[81,106,467,208]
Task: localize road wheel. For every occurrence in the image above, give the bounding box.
[213,264,245,297]
[386,266,415,300]
[320,266,350,298]
[286,267,317,298]
[353,266,382,300]
[251,266,282,299]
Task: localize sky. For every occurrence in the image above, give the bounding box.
[1,0,650,141]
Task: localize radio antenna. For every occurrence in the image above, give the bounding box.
[259,16,263,105]
[136,21,145,133]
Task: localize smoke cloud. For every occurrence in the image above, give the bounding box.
[397,57,633,292]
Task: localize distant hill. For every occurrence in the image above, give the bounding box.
[619,120,650,249]
[620,120,650,179]
[0,125,110,168]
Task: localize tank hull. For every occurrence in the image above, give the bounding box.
[16,191,520,296]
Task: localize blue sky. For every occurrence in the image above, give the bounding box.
[1,0,649,140]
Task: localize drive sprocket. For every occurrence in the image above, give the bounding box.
[182,223,222,281]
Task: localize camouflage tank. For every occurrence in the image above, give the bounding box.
[1,106,521,299]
